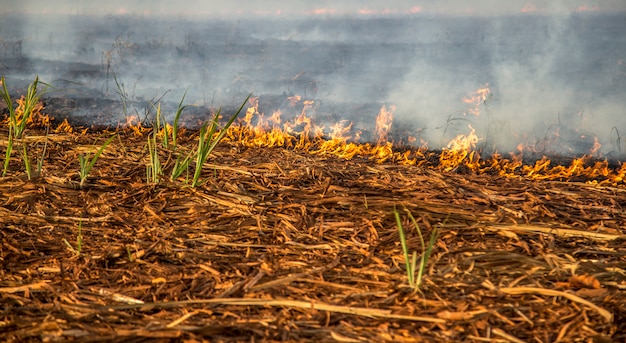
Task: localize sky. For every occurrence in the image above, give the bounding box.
[4,0,626,17]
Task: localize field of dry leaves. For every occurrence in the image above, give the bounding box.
[0,86,624,342]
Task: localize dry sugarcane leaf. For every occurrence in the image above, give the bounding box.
[568,274,601,289]
[436,309,489,321]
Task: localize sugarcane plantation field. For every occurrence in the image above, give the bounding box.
[1,112,625,343]
[0,73,626,342]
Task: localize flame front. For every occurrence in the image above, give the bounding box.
[224,93,625,186]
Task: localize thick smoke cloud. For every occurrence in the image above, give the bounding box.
[1,1,625,156]
[388,9,626,155]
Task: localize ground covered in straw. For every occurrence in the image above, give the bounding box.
[1,127,625,342]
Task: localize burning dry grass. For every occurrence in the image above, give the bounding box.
[0,80,625,341]
[1,120,625,341]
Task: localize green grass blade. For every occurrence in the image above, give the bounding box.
[189,94,250,187]
[0,76,15,117]
[1,76,50,176]
[410,251,418,287]
[205,94,251,154]
[21,142,31,180]
[16,76,39,137]
[16,76,50,138]
[1,77,15,176]
[405,208,425,251]
[79,134,116,187]
[149,135,162,183]
[172,91,188,149]
[204,108,220,149]
[147,105,163,183]
[394,208,414,286]
[86,134,116,173]
[3,131,13,176]
[417,227,438,289]
[191,123,208,187]
[170,150,194,181]
[78,154,85,169]
[155,102,167,148]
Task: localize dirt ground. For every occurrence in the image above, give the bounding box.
[1,123,625,342]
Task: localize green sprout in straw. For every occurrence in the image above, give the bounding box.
[78,134,116,187]
[394,206,438,290]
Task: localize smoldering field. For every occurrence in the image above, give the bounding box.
[1,12,625,157]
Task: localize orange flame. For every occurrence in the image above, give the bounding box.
[329,120,353,141]
[4,96,49,128]
[439,125,480,172]
[375,105,395,145]
[118,115,148,136]
[462,84,491,116]
[54,118,73,133]
[589,136,602,157]
[221,92,623,186]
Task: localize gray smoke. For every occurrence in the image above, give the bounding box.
[388,9,626,156]
[1,1,625,157]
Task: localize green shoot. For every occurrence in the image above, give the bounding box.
[155,101,168,149]
[394,209,413,286]
[21,143,31,180]
[19,126,50,180]
[167,93,192,182]
[1,76,50,176]
[0,79,16,173]
[0,76,16,121]
[169,95,189,181]
[171,91,187,150]
[190,94,250,187]
[146,103,163,183]
[170,149,194,182]
[405,208,438,289]
[394,206,438,290]
[79,134,116,187]
[9,76,49,138]
[191,122,212,187]
[3,132,13,176]
[137,92,186,183]
[146,93,188,183]
[146,135,162,184]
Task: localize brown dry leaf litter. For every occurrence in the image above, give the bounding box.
[0,128,625,342]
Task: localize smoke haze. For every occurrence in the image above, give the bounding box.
[1,1,625,157]
[4,1,626,16]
